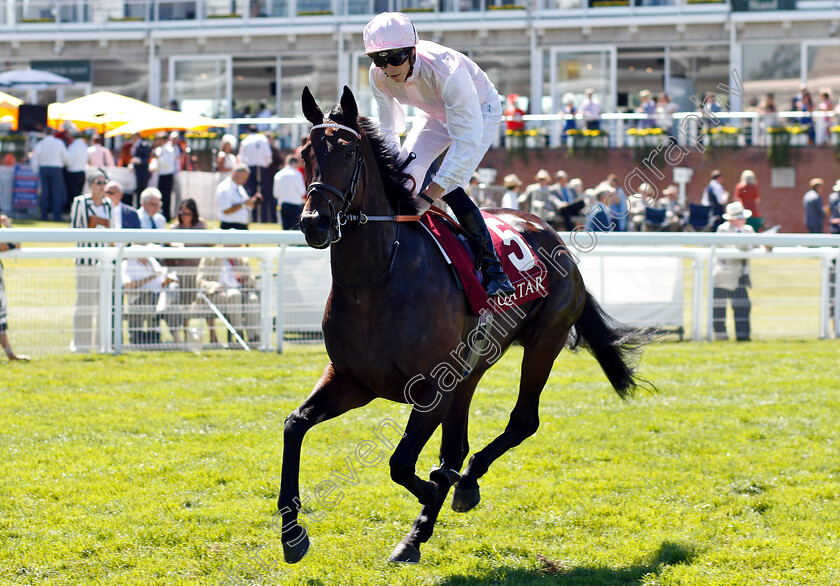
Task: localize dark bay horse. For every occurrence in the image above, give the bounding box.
[278,86,657,564]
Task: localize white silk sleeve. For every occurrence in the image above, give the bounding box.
[369,67,405,155]
[434,67,484,193]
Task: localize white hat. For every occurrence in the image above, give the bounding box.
[503,174,522,188]
[832,179,840,192]
[363,12,418,54]
[723,201,752,220]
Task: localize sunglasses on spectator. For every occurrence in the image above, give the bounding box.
[369,48,412,68]
[105,189,119,195]
[92,180,108,185]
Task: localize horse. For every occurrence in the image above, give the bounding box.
[278,86,657,564]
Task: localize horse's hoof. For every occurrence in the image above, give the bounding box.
[388,542,421,564]
[430,467,461,487]
[282,529,311,564]
[451,486,481,513]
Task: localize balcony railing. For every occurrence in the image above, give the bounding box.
[2,0,741,27]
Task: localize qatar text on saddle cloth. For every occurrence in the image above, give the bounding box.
[420,212,548,315]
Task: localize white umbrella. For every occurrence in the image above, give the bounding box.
[0,68,73,91]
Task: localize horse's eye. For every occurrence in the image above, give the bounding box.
[344,147,354,159]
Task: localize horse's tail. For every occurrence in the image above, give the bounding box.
[570,290,660,399]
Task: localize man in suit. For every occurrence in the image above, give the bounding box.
[552,170,582,231]
[129,133,152,208]
[104,181,141,230]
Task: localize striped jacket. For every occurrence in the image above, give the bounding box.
[69,194,113,266]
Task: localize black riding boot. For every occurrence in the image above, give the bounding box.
[441,187,515,297]
[458,209,516,297]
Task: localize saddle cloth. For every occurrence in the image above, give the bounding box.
[419,210,548,315]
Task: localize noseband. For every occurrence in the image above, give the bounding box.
[307,123,366,243]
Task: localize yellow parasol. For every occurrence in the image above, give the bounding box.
[0,91,23,128]
[104,109,226,138]
[48,91,166,133]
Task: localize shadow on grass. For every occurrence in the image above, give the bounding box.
[440,541,697,585]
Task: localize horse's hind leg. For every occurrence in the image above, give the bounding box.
[453,336,567,513]
[389,383,476,563]
[278,364,375,563]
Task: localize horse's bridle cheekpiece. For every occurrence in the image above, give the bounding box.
[307,122,421,244]
[307,123,366,243]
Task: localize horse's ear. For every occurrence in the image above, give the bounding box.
[301,86,323,126]
[339,86,358,124]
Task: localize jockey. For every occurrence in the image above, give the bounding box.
[363,12,515,297]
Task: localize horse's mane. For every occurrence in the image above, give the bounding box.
[326,104,422,215]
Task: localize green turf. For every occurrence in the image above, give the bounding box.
[1,341,838,585]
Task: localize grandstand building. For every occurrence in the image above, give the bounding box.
[1,1,838,125]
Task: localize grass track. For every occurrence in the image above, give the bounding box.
[1,341,838,585]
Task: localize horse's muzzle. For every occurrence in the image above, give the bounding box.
[299,211,332,249]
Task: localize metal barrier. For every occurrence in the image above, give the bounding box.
[1,229,838,357]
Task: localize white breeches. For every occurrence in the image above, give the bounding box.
[400,100,502,196]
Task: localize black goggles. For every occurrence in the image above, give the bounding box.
[369,48,412,68]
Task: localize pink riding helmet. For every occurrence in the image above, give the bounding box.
[363,12,418,54]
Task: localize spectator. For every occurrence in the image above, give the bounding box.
[702,169,729,230]
[704,92,723,113]
[553,170,581,231]
[69,170,113,353]
[216,134,238,174]
[733,170,761,230]
[656,92,678,140]
[829,179,840,235]
[601,174,628,232]
[121,246,180,345]
[580,88,601,131]
[153,132,179,221]
[501,174,522,210]
[801,89,816,144]
[218,164,259,230]
[757,93,778,144]
[713,201,755,342]
[584,188,611,233]
[561,93,577,142]
[569,178,584,199]
[238,125,274,223]
[88,134,115,168]
[504,94,526,133]
[256,101,273,132]
[273,154,307,231]
[138,187,167,231]
[196,247,260,346]
[0,214,29,361]
[636,90,656,129]
[30,127,69,221]
[818,88,834,143]
[803,178,826,233]
[519,169,559,222]
[168,199,214,345]
[64,129,88,214]
[104,181,140,230]
[129,133,152,208]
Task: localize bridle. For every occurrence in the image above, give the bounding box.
[306,122,421,245]
[306,123,367,244]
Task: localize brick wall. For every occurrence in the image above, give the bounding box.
[481,146,840,233]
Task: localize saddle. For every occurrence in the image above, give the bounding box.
[419,207,548,315]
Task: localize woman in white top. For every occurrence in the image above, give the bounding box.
[216,134,237,174]
[364,12,514,297]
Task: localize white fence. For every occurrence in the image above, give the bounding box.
[0,229,838,357]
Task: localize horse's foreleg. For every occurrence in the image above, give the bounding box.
[388,382,453,507]
[389,387,476,563]
[277,365,374,563]
[454,339,565,513]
